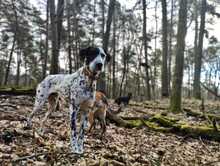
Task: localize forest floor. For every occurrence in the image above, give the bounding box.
[0,95,220,166]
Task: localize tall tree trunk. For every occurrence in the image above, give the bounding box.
[112,8,116,98]
[98,0,115,92]
[152,0,158,99]
[57,0,64,50]
[161,0,169,97]
[170,0,188,113]
[142,0,151,100]
[92,0,97,46]
[50,0,59,74]
[43,0,49,79]
[16,50,21,86]
[193,0,206,99]
[119,47,127,96]
[4,35,16,85]
[103,0,115,51]
[4,0,17,85]
[67,0,72,73]
[168,0,174,93]
[101,0,105,43]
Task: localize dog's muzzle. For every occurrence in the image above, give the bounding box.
[95,63,103,71]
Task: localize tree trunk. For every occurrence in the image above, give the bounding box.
[101,0,105,44]
[67,0,72,74]
[170,0,188,113]
[57,0,64,50]
[112,8,116,98]
[142,0,151,100]
[4,0,17,85]
[42,0,49,79]
[193,0,206,99]
[50,0,59,74]
[119,47,127,97]
[161,0,169,97]
[15,50,21,86]
[168,0,174,93]
[98,0,115,92]
[92,0,97,46]
[103,0,115,51]
[153,0,158,99]
[4,35,16,86]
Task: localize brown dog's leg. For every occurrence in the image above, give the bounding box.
[88,111,95,133]
[40,93,59,132]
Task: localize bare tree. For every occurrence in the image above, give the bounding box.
[161,0,169,97]
[193,0,206,99]
[42,0,49,78]
[170,0,188,113]
[142,0,151,100]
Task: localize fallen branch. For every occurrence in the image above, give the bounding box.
[200,82,220,98]
[0,88,35,96]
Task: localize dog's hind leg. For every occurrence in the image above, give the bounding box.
[26,86,49,128]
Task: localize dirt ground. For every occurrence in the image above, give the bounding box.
[0,95,220,166]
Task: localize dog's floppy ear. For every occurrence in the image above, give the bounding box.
[106,53,111,63]
[79,48,88,61]
[104,49,111,63]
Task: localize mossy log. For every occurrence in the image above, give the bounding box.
[183,108,220,121]
[130,102,220,122]
[107,113,220,142]
[0,88,35,96]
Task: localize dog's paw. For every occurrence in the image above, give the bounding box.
[23,121,32,130]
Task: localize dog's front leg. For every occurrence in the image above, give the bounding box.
[69,102,80,154]
[78,112,88,153]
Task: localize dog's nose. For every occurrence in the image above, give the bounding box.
[96,63,103,71]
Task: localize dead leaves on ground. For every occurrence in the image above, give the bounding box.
[0,96,220,165]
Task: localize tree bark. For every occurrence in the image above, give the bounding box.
[161,0,169,97]
[170,0,188,113]
[168,0,174,93]
[57,0,64,50]
[42,0,49,79]
[103,0,115,51]
[50,0,59,74]
[112,8,116,98]
[193,0,206,99]
[98,0,115,92]
[15,50,21,86]
[4,0,17,85]
[142,0,151,100]
[67,0,72,74]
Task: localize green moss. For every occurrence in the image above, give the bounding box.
[126,120,143,127]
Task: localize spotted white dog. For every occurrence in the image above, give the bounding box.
[27,47,110,154]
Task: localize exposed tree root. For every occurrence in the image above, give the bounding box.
[107,112,220,142]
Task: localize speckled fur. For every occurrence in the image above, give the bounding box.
[27,47,110,154]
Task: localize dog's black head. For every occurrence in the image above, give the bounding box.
[79,47,111,73]
[128,93,132,98]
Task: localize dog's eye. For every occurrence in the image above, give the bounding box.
[100,53,105,58]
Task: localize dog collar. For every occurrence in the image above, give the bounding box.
[83,66,99,80]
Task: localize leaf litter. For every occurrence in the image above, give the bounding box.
[0,96,220,165]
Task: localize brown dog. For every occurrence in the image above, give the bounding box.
[88,91,109,137]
